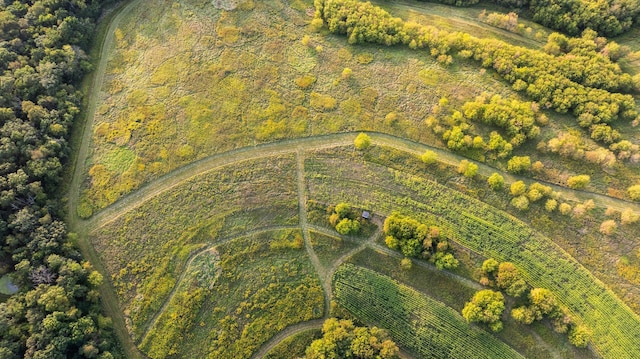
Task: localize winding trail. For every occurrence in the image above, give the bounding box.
[251,219,384,359]
[68,130,640,359]
[83,132,640,234]
[295,150,330,317]
[249,319,326,359]
[66,0,146,357]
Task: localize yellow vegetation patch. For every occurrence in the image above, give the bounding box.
[295,75,317,89]
[218,26,240,44]
[356,52,374,64]
[310,92,337,111]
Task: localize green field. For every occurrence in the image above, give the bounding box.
[66,0,640,357]
[334,264,524,358]
[89,155,299,340]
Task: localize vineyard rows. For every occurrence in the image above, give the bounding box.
[334,264,524,358]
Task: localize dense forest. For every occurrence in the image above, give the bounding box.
[0,0,120,357]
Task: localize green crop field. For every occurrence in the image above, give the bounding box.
[54,0,640,357]
[334,264,525,358]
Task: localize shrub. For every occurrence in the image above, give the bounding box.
[628,184,640,201]
[295,75,316,89]
[458,160,478,178]
[545,199,558,212]
[481,258,499,274]
[335,203,351,218]
[567,175,590,189]
[599,220,617,236]
[621,209,639,225]
[341,68,353,79]
[433,252,459,270]
[487,173,504,191]
[559,203,572,215]
[568,325,591,348]
[462,290,505,332]
[336,218,361,235]
[511,195,530,211]
[354,133,371,150]
[511,306,536,325]
[527,188,544,202]
[507,156,531,173]
[310,18,324,32]
[421,150,438,165]
[510,181,526,196]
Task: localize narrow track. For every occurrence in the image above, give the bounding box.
[69,130,640,359]
[81,131,640,233]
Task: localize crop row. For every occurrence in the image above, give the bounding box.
[333,264,523,358]
[306,152,640,358]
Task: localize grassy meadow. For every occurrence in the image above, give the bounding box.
[89,155,298,340]
[304,146,640,357]
[81,0,530,211]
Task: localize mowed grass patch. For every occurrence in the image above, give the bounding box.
[264,328,322,359]
[305,148,640,358]
[334,264,524,358]
[89,155,298,341]
[309,230,361,269]
[173,231,325,359]
[83,0,524,210]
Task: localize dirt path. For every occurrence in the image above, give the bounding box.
[65,0,146,357]
[251,220,383,359]
[249,319,326,359]
[84,135,352,232]
[371,0,545,49]
[295,150,331,318]
[84,131,640,233]
[69,130,640,359]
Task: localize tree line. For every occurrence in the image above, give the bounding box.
[316,0,639,156]
[415,0,640,37]
[0,0,121,357]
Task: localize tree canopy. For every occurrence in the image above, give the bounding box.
[305,318,400,359]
